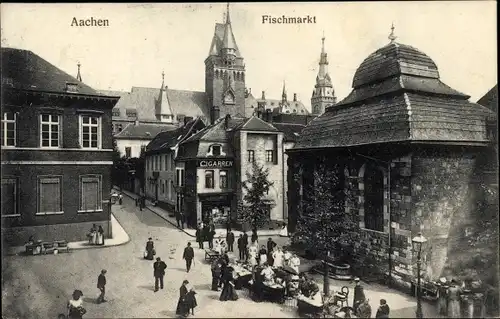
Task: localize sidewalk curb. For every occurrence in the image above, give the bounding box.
[3,214,130,257]
[118,189,196,238]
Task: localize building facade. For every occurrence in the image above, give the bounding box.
[1,48,119,246]
[288,34,496,291]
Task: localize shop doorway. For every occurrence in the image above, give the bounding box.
[202,202,231,228]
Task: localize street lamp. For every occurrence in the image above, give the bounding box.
[322,250,331,297]
[412,232,427,319]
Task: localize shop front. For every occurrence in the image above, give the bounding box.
[198,193,234,228]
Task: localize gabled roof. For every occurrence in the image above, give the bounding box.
[477,84,498,115]
[114,122,176,140]
[1,48,113,98]
[182,116,246,144]
[104,86,210,122]
[273,122,305,142]
[238,116,278,132]
[146,118,205,153]
[254,98,310,115]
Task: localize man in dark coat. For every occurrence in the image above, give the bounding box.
[175,211,181,228]
[153,257,167,292]
[242,233,249,260]
[207,223,216,249]
[180,212,186,229]
[375,299,390,318]
[226,230,235,252]
[175,280,190,317]
[353,277,366,314]
[237,234,245,260]
[211,259,222,291]
[202,223,210,248]
[97,269,107,303]
[196,224,204,249]
[266,238,276,266]
[182,242,195,273]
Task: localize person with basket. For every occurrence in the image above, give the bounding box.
[67,290,86,319]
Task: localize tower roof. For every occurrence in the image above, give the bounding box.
[207,5,242,57]
[316,35,332,87]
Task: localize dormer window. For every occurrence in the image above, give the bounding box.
[212,145,221,156]
[126,109,137,118]
[65,82,79,93]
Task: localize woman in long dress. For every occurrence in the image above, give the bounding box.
[67,290,85,319]
[447,279,462,318]
[258,245,268,266]
[144,238,155,260]
[289,254,301,274]
[279,223,288,237]
[247,243,258,267]
[90,224,98,245]
[175,280,190,317]
[220,266,239,301]
[273,248,284,268]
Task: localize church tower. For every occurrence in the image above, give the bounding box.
[205,4,246,123]
[311,34,336,116]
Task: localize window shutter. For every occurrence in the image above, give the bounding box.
[40,178,61,213]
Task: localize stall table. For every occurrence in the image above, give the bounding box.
[297,297,324,318]
[205,249,220,262]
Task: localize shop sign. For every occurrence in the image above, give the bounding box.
[198,160,234,168]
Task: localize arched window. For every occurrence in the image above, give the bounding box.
[362,162,385,231]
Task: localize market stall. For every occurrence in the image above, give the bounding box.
[230,262,253,290]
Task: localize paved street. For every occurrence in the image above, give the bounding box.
[2,194,438,319]
[2,195,298,319]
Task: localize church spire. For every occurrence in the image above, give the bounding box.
[156,71,174,123]
[76,62,82,82]
[282,80,287,102]
[311,33,336,116]
[317,35,330,82]
[222,3,237,51]
[388,22,397,43]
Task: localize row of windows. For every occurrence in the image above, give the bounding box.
[1,175,103,217]
[247,150,275,163]
[204,170,229,189]
[1,112,102,149]
[147,154,175,172]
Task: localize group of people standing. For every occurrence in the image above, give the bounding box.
[195,222,217,249]
[87,224,105,246]
[436,277,479,318]
[210,253,239,302]
[350,277,390,318]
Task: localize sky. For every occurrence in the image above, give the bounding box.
[1,2,497,109]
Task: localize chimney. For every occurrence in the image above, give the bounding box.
[224,114,231,129]
[261,91,266,100]
[249,88,252,95]
[135,119,139,126]
[265,109,273,123]
[293,93,297,102]
[211,106,220,124]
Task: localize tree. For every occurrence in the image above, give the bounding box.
[292,160,359,262]
[239,161,274,232]
[111,138,127,189]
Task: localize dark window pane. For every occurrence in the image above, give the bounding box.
[42,114,49,122]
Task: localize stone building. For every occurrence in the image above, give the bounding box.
[311,35,337,116]
[287,30,496,291]
[143,118,206,212]
[1,48,119,245]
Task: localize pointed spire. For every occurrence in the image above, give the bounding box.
[222,3,237,51]
[388,22,397,43]
[226,2,231,24]
[321,31,326,54]
[76,62,82,82]
[161,70,165,89]
[282,80,287,101]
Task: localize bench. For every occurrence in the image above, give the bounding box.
[204,249,220,262]
[41,240,70,254]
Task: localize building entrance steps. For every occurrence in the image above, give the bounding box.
[3,214,130,256]
[115,187,285,238]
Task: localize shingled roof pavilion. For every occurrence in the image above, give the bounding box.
[287,29,496,292]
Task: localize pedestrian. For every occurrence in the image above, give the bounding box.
[175,280,190,317]
[447,279,462,318]
[118,193,123,205]
[96,269,107,304]
[196,223,204,249]
[251,229,258,245]
[153,257,167,292]
[88,224,97,245]
[437,277,449,316]
[266,238,276,266]
[358,298,372,318]
[202,222,210,248]
[67,290,85,319]
[144,237,155,260]
[180,212,186,229]
[219,266,238,301]
[242,232,249,260]
[185,283,198,316]
[182,242,195,273]
[175,211,181,228]
[135,198,138,207]
[353,277,366,314]
[208,223,216,249]
[211,259,222,291]
[139,196,143,211]
[226,230,235,253]
[97,226,105,245]
[258,245,267,265]
[375,299,390,318]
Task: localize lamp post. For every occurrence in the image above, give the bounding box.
[412,232,427,319]
[323,250,331,297]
